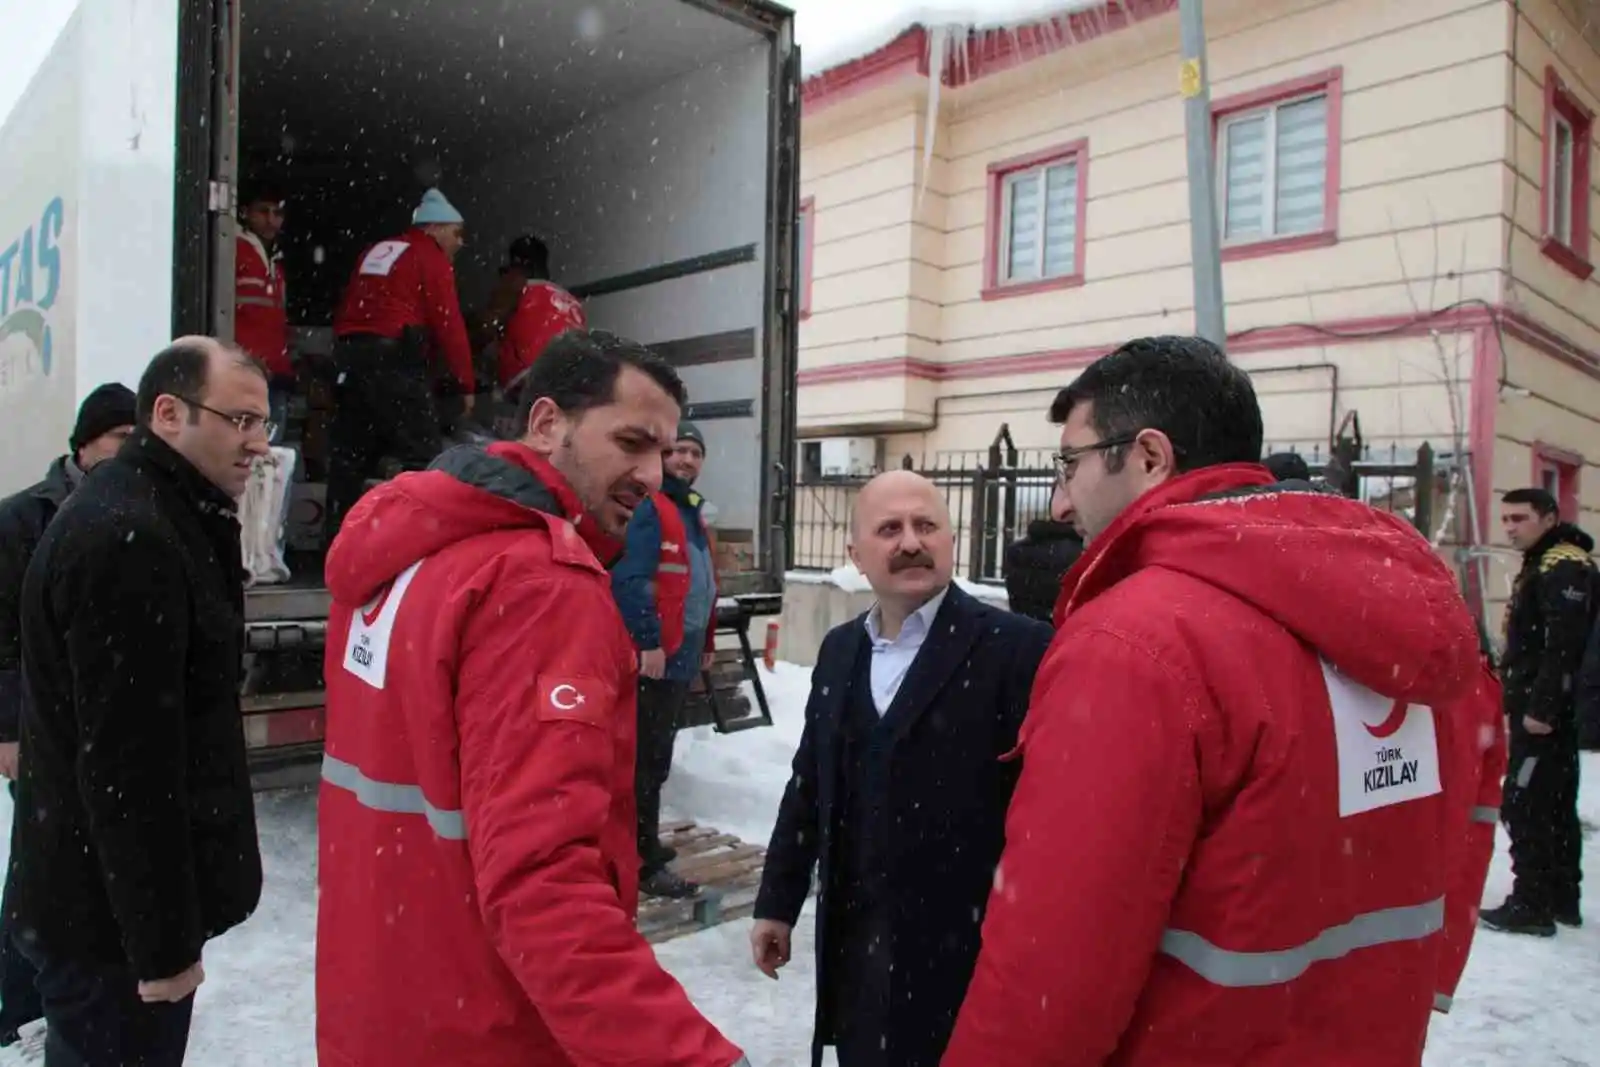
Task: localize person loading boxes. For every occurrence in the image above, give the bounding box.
[324,187,475,544]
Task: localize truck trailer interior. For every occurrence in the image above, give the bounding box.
[186,0,798,764]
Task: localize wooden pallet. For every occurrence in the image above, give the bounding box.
[638,820,767,944]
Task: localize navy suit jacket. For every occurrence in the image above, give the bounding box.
[753,583,1053,1067]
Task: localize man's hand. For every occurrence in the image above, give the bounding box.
[749,919,792,979]
[1523,715,1556,736]
[701,652,715,672]
[138,961,204,1003]
[640,649,666,679]
[0,742,18,780]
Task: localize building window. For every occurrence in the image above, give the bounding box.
[982,139,1088,300]
[798,197,815,319]
[1211,68,1343,262]
[1540,66,1594,281]
[1533,441,1582,522]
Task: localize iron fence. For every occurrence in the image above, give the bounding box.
[793,414,1457,580]
[792,426,1054,582]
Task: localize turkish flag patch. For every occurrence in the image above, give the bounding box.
[535,674,612,728]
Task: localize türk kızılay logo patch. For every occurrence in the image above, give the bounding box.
[0,197,67,386]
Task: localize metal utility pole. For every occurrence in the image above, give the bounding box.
[1178,0,1227,347]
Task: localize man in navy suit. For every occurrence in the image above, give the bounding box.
[749,470,1053,1067]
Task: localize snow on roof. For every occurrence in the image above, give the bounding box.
[790,0,1121,77]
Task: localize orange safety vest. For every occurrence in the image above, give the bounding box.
[651,489,716,658]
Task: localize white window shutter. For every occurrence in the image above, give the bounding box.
[1273,95,1329,235]
[1223,115,1269,240]
[1006,172,1043,281]
[1043,161,1079,277]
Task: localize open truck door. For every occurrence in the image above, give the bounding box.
[166,0,804,772]
[174,0,240,341]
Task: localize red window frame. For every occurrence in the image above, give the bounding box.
[981,138,1090,301]
[798,197,815,320]
[1539,66,1594,281]
[1532,441,1583,522]
[1210,67,1343,263]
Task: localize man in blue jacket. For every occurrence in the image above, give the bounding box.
[612,422,717,899]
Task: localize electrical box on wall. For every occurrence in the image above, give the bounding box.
[799,437,883,479]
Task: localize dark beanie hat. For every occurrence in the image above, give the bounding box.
[677,420,705,450]
[1263,451,1312,482]
[71,383,137,453]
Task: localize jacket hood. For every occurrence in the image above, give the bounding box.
[324,441,621,607]
[1058,463,1481,707]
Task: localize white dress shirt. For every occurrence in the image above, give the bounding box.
[861,585,950,716]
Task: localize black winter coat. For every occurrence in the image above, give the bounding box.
[1501,522,1597,737]
[1002,518,1083,623]
[9,433,262,980]
[0,457,77,743]
[754,585,1053,1067]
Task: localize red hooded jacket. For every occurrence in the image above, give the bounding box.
[941,466,1497,1067]
[316,441,743,1067]
[333,228,475,392]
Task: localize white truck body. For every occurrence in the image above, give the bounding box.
[0,0,801,758]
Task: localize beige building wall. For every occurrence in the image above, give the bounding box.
[799,0,1507,460]
[796,0,1600,635]
[1472,0,1600,623]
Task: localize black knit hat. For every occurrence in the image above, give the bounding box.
[71,383,137,453]
[677,420,705,450]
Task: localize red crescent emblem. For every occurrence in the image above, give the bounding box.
[359,584,393,627]
[1365,699,1410,739]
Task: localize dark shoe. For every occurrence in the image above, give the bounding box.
[1555,904,1583,928]
[641,869,700,899]
[1480,899,1557,937]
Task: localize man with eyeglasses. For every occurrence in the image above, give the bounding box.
[942,335,1500,1066]
[8,337,267,1067]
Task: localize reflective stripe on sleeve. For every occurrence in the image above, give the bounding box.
[1471,805,1498,825]
[1159,896,1445,988]
[236,295,280,309]
[657,563,690,574]
[321,753,467,841]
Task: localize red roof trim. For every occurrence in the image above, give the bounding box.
[803,0,1178,114]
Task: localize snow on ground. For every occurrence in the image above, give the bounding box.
[0,664,1596,1065]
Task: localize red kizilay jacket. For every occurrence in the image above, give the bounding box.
[235,232,292,379]
[333,228,475,392]
[315,441,745,1067]
[941,465,1498,1067]
[498,280,586,390]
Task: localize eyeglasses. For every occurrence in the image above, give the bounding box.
[178,396,277,440]
[1052,433,1138,484]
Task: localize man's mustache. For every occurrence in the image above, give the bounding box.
[889,551,935,573]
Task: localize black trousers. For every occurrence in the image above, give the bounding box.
[0,782,41,1034]
[1503,730,1583,917]
[635,678,689,876]
[323,334,442,546]
[15,942,192,1067]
